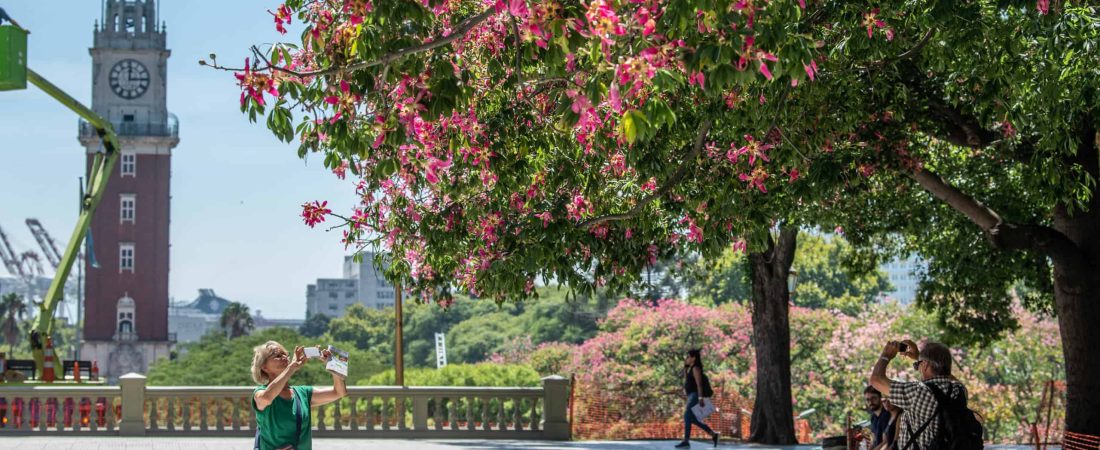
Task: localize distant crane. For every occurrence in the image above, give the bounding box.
[26,218,80,324]
[0,223,46,302]
[26,219,63,269]
[0,224,23,277]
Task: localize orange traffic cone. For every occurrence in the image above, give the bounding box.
[73,361,81,383]
[41,337,56,383]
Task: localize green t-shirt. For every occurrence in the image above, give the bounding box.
[252,385,313,450]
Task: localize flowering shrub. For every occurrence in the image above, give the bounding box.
[506,298,1064,442]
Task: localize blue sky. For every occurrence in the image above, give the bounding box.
[0,1,358,319]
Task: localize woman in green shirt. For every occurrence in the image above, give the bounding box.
[251,341,347,450]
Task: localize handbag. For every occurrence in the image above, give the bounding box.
[254,388,304,450]
[691,399,717,421]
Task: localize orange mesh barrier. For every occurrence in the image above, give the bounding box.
[570,380,748,441]
[1064,432,1100,450]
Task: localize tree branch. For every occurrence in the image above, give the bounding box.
[774,227,798,271]
[578,119,714,228]
[213,8,496,77]
[897,62,999,149]
[910,167,1087,269]
[867,28,936,67]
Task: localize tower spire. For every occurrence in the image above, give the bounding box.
[101,0,158,34]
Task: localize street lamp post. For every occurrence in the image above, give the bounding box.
[788,268,799,303]
[394,283,404,386]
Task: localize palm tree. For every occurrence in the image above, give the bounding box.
[1,293,28,353]
[219,302,255,339]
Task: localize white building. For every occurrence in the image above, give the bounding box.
[168,289,230,343]
[881,255,924,304]
[254,310,304,330]
[306,252,396,318]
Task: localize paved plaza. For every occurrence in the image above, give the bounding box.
[0,439,1052,450]
[0,437,800,450]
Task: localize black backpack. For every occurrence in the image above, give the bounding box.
[700,372,714,398]
[919,382,984,450]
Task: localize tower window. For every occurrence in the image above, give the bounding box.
[123,114,135,122]
[120,243,135,272]
[121,153,136,176]
[120,194,136,223]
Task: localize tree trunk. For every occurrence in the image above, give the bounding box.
[1052,251,1100,436]
[747,227,798,444]
[1051,128,1100,437]
[1042,125,1095,435]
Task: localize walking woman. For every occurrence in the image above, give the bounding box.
[677,349,719,448]
[251,341,347,450]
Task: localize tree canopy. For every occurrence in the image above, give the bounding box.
[223,0,1100,436]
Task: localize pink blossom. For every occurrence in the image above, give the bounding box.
[729,134,773,166]
[424,156,452,184]
[301,200,331,228]
[270,4,292,34]
[683,217,704,243]
[566,194,592,221]
[738,167,769,193]
[234,58,278,107]
[688,71,706,89]
[1037,0,1049,14]
[608,83,623,113]
[787,167,801,183]
[731,239,747,254]
[804,60,818,81]
[725,91,742,109]
[332,160,348,180]
[863,9,886,39]
[535,211,553,227]
[758,51,778,80]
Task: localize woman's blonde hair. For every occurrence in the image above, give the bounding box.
[251,341,286,384]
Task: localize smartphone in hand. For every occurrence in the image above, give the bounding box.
[303,347,321,359]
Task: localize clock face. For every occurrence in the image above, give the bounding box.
[109,59,150,100]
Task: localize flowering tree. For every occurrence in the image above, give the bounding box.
[220,0,1099,438]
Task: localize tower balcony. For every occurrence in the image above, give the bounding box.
[79,114,178,139]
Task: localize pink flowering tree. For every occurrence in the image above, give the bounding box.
[217,0,1100,438]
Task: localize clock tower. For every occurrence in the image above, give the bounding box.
[79,0,178,381]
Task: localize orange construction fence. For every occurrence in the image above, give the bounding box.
[569,378,813,442]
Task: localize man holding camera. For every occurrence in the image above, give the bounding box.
[868,340,967,450]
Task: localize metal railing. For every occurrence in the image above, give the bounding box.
[79,115,178,139]
[0,374,572,440]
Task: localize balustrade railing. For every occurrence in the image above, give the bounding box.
[0,374,571,440]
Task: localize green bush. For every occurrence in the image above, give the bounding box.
[147,327,386,386]
[358,363,541,387]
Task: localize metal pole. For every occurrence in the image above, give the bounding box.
[395,283,404,386]
[76,177,83,361]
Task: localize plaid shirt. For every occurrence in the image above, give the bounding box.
[889,377,967,450]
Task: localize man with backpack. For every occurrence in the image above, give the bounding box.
[869,340,984,450]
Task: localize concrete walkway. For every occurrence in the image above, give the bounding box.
[0,438,1050,450]
[0,437,807,450]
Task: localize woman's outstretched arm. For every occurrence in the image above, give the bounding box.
[311,348,348,407]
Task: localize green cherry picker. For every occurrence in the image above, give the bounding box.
[2,24,120,379]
